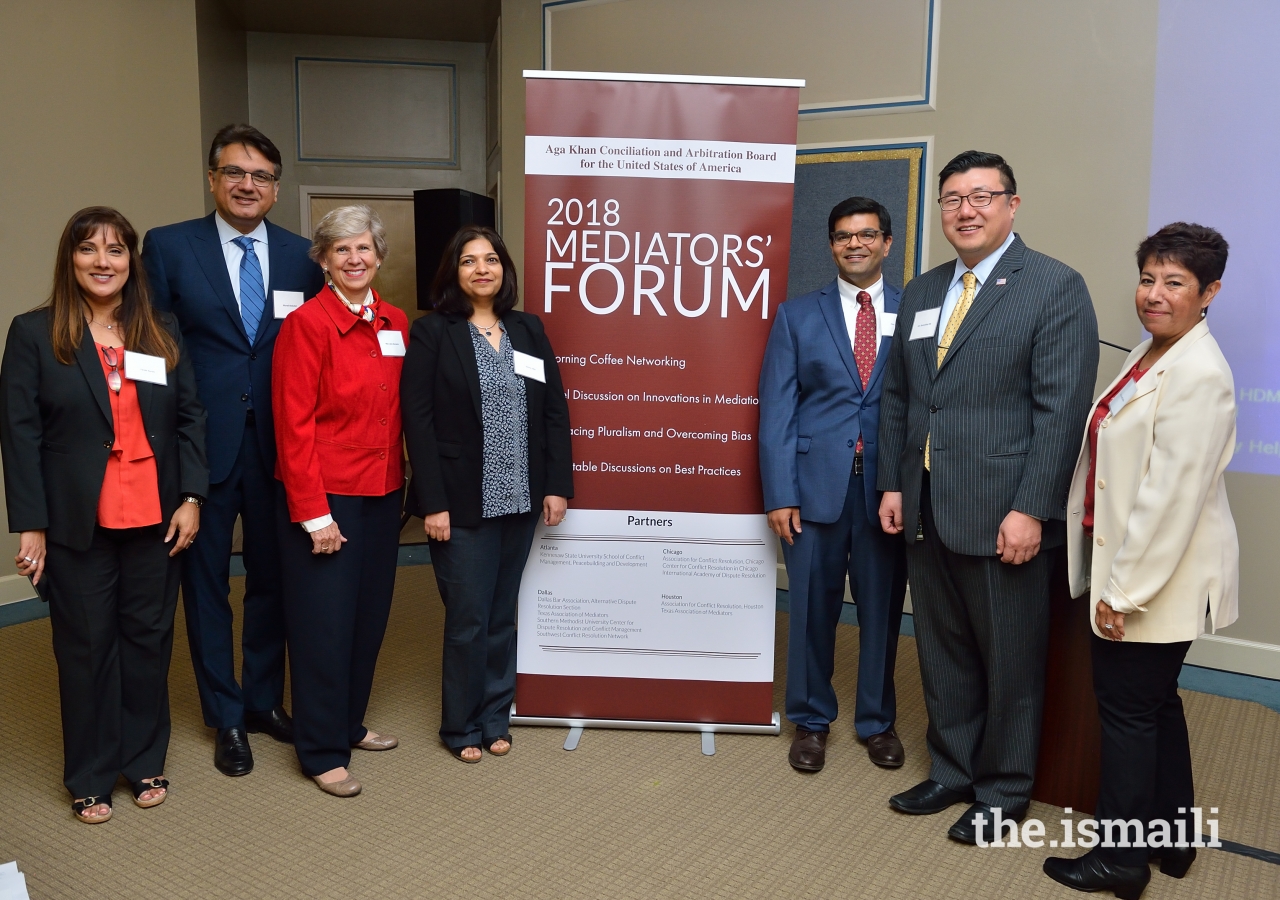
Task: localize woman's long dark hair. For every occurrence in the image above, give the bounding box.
[46,206,179,369]
[429,225,519,316]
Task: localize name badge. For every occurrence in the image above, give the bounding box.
[377,330,406,357]
[124,351,168,385]
[513,350,546,383]
[1108,378,1139,418]
[910,308,941,340]
[882,313,897,338]
[273,290,305,319]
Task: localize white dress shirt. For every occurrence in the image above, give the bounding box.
[936,229,1016,339]
[836,275,888,358]
[214,213,271,308]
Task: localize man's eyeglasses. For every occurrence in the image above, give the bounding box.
[102,346,122,393]
[830,229,885,247]
[938,190,1014,212]
[213,166,279,187]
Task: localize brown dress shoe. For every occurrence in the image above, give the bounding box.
[866,727,904,768]
[788,728,828,772]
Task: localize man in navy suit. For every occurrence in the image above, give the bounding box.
[143,124,324,776]
[759,197,909,773]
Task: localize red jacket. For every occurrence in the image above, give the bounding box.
[273,286,408,521]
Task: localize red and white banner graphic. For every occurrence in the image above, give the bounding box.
[516,72,801,727]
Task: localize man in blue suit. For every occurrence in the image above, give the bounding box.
[143,124,324,776]
[760,196,909,773]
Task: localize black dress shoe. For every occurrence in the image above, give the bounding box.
[889,779,975,815]
[214,726,254,776]
[788,728,828,772]
[866,728,904,768]
[947,802,1026,845]
[245,705,294,744]
[1043,850,1151,900]
[1148,845,1196,878]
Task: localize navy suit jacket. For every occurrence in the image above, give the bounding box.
[142,214,324,484]
[758,278,901,525]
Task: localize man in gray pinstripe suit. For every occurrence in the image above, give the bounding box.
[876,151,1098,844]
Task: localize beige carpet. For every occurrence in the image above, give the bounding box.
[1,566,1278,899]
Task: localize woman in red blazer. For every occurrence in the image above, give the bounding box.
[272,205,407,797]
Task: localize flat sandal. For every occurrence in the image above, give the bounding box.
[131,776,169,809]
[449,744,482,764]
[71,795,112,824]
[486,734,512,756]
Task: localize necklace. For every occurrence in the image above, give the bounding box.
[89,319,116,331]
[472,316,500,337]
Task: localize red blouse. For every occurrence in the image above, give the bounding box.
[95,343,162,529]
[1083,359,1148,534]
[272,287,408,522]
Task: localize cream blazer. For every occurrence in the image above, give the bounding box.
[1066,320,1238,643]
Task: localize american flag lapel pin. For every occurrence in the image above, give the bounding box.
[996,278,1007,285]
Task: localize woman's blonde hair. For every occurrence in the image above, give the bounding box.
[309,205,388,265]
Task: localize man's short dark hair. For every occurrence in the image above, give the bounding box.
[208,124,283,177]
[1136,222,1229,292]
[828,196,892,238]
[938,150,1017,195]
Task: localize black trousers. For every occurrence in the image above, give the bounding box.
[182,413,285,728]
[276,488,401,776]
[45,524,181,799]
[428,510,540,749]
[905,474,1052,811]
[1091,634,1194,866]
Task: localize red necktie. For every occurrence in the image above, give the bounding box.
[853,290,876,453]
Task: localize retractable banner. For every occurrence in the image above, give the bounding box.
[515,72,802,728]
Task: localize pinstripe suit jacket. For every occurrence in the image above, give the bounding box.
[876,235,1098,555]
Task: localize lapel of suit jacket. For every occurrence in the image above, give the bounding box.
[816,280,861,394]
[936,236,1026,376]
[1123,319,1213,408]
[75,336,113,428]
[864,282,901,395]
[446,315,484,423]
[189,214,251,346]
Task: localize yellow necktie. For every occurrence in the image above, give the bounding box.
[925,271,978,471]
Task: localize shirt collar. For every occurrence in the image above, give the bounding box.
[950,229,1016,291]
[837,275,883,306]
[215,213,269,247]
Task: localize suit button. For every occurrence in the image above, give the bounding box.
[929,405,938,413]
[1096,536,1105,546]
[380,383,387,391]
[370,350,377,358]
[241,393,249,402]
[847,439,854,447]
[380,417,387,426]
[250,353,257,361]
[103,440,112,449]
[1097,479,1105,490]
[379,451,386,460]
[1101,419,1109,428]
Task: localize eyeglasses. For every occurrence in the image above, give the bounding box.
[830,229,885,246]
[938,190,1014,212]
[213,166,279,187]
[102,346,122,393]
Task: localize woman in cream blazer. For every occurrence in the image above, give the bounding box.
[1044,223,1238,900]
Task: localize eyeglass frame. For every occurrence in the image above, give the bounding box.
[937,190,1015,212]
[829,228,886,247]
[211,165,280,188]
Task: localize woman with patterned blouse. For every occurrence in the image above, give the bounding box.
[402,226,573,763]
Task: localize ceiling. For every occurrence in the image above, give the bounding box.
[218,0,502,43]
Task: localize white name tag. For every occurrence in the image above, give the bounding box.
[513,350,546,383]
[377,330,406,357]
[124,351,168,385]
[273,290,305,319]
[910,308,941,340]
[882,313,897,338]
[1108,378,1139,418]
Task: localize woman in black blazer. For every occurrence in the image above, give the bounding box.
[0,207,208,823]
[402,225,572,763]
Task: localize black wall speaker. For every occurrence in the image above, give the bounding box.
[413,189,497,310]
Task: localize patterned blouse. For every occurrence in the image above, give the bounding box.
[470,322,531,518]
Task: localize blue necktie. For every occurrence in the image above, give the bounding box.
[233,236,265,344]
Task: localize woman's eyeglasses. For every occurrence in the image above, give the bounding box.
[102,346,122,393]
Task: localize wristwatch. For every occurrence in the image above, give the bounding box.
[181,494,204,509]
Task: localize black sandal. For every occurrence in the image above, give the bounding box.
[71,795,112,824]
[449,745,482,764]
[131,776,169,809]
[486,734,512,756]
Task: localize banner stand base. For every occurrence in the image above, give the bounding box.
[511,706,781,738]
